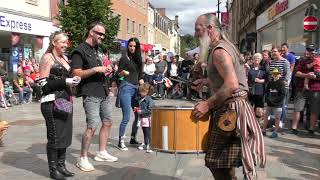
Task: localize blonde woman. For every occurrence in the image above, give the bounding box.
[39,31,80,180]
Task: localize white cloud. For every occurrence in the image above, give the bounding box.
[149,0,227,35]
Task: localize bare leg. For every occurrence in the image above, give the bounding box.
[274,118,280,132]
[99,121,112,152]
[309,113,318,130]
[291,111,300,130]
[81,128,96,157]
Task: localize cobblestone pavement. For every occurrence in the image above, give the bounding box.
[0,98,319,180]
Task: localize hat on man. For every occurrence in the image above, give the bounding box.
[306,44,316,52]
[271,68,281,75]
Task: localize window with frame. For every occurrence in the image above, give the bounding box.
[127,18,130,33]
[132,21,135,34]
[139,24,142,35]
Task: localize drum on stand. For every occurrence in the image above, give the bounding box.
[151,106,210,153]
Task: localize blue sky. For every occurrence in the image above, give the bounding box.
[149,0,227,35]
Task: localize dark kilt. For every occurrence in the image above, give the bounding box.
[205,106,242,168]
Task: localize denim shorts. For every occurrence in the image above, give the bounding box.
[83,96,112,128]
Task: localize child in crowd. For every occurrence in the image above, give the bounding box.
[152,70,164,98]
[262,68,286,138]
[109,81,118,97]
[4,81,18,105]
[133,83,155,153]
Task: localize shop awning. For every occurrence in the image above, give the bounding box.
[140,43,154,52]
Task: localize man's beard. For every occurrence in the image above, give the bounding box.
[198,31,211,63]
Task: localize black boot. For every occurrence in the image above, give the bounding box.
[130,136,140,145]
[57,148,75,177]
[47,147,66,180]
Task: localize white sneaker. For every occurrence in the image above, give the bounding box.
[94,150,118,162]
[118,139,128,151]
[137,143,145,150]
[76,156,95,172]
[279,121,284,128]
[146,145,153,153]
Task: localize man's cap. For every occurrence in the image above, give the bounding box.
[306,44,316,51]
[271,68,281,74]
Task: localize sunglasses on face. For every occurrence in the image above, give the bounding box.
[92,30,105,37]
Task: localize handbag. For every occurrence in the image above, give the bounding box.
[54,98,73,117]
[217,103,237,132]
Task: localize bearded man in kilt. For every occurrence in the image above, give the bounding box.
[192,13,266,180]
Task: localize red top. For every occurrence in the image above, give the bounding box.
[296,58,320,91]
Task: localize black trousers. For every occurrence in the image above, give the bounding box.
[209,167,237,180]
[142,127,150,145]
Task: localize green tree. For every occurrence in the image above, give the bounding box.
[180,34,199,58]
[56,0,120,52]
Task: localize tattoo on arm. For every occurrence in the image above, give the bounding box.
[72,68,96,79]
[39,54,53,78]
[206,49,239,109]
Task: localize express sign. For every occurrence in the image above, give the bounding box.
[303,16,319,31]
[0,12,52,36]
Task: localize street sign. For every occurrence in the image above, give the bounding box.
[303,15,318,31]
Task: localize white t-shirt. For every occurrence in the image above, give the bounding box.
[170,63,178,77]
[144,63,156,76]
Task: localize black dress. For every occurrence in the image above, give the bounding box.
[41,62,73,148]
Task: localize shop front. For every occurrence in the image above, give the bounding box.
[256,0,311,55]
[0,11,54,73]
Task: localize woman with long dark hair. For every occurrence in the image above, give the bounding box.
[39,31,80,179]
[117,37,144,151]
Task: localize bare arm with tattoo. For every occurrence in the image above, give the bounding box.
[207,49,239,108]
[192,48,239,118]
[72,66,109,79]
[39,53,54,79]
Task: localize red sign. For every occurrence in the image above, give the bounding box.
[304,16,319,31]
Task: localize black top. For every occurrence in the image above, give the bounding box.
[70,42,108,97]
[118,55,143,85]
[265,79,285,107]
[180,59,194,73]
[247,68,266,95]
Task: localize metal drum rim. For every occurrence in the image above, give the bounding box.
[152,105,194,110]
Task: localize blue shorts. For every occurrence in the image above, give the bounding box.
[83,96,112,128]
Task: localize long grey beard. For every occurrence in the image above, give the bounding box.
[199,35,211,63]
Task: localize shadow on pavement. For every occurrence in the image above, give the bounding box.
[269,145,320,179]
[94,165,182,180]
[1,143,48,177]
[273,136,320,149]
[0,143,83,178]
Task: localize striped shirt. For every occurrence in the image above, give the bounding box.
[269,58,291,88]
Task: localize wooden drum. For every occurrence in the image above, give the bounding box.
[151,106,210,153]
